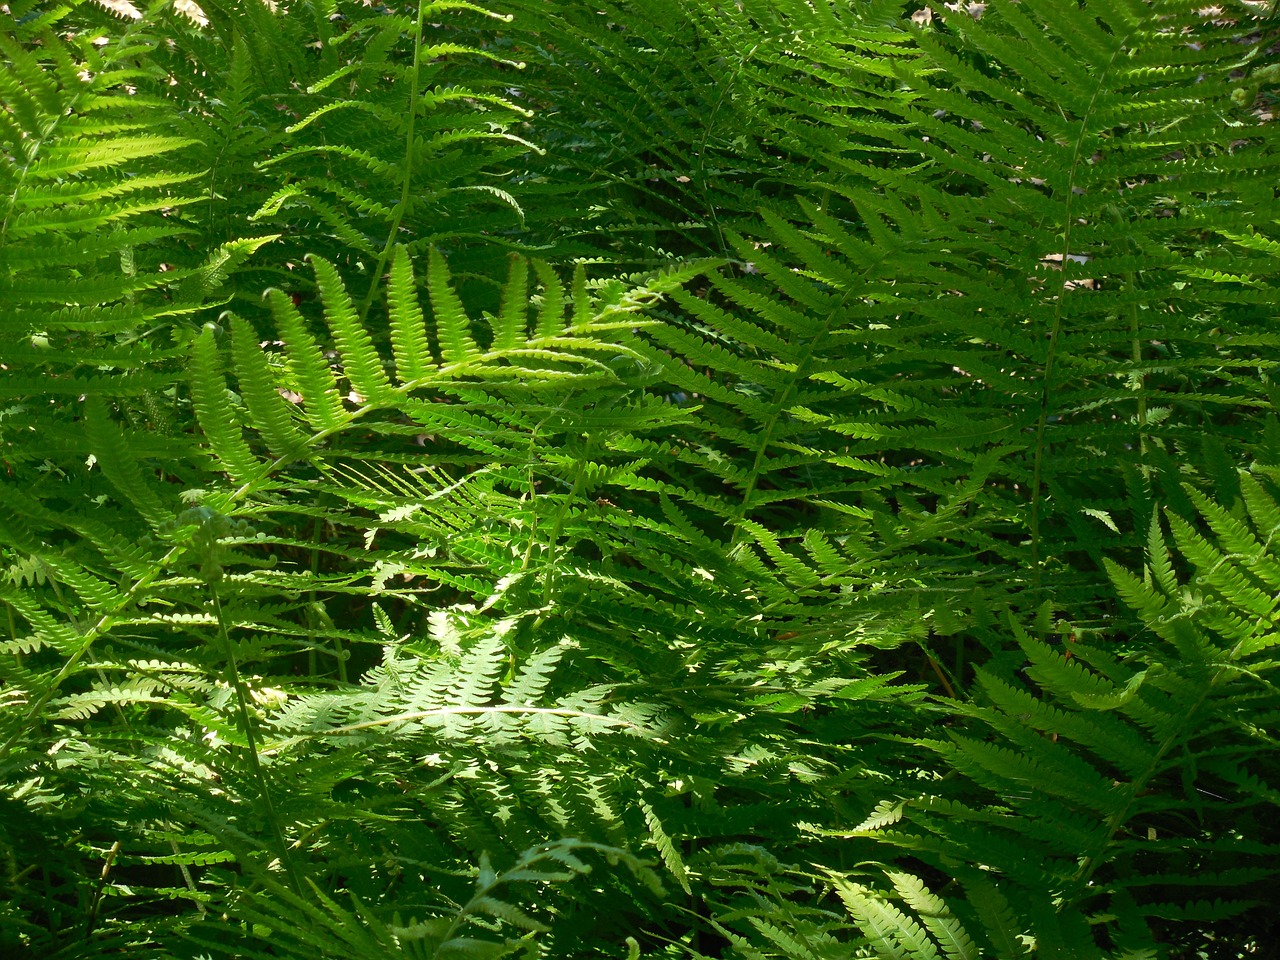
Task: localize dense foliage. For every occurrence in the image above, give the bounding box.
[2,0,1279,956]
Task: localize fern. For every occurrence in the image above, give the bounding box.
[184,838,660,960]
[795,476,1280,956]
[180,240,930,951]
[500,0,1280,637]
[3,0,1278,956]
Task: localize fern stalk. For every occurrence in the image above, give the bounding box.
[1026,34,1131,585]
[82,840,121,943]
[357,0,431,321]
[208,582,303,898]
[357,0,517,322]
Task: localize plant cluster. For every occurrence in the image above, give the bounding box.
[1,0,1279,957]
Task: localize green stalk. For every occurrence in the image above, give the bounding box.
[358,0,431,323]
[208,582,302,897]
[541,458,590,609]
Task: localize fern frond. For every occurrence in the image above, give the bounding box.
[846,471,1280,953]
[191,324,263,486]
[310,254,395,403]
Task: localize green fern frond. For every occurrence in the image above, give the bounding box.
[192,323,263,485]
[428,245,482,365]
[842,471,1280,952]
[229,315,311,460]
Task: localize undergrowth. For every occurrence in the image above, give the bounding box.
[1,0,1278,957]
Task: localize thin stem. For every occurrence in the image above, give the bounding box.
[1123,259,1147,468]
[208,582,303,897]
[170,836,208,916]
[541,457,589,608]
[307,515,321,679]
[358,0,431,323]
[1027,36,1129,588]
[82,840,120,942]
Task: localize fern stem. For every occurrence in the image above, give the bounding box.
[1131,306,1147,461]
[541,454,590,607]
[925,652,956,699]
[4,603,18,670]
[170,836,208,916]
[1027,36,1129,588]
[358,0,432,323]
[82,839,120,942]
[1123,254,1147,467]
[208,582,303,898]
[307,515,322,679]
[693,39,762,260]
[731,287,856,548]
[1070,668,1216,898]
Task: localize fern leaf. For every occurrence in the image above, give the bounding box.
[308,254,393,404]
[84,396,171,532]
[428,245,479,364]
[532,259,567,341]
[885,872,979,960]
[833,878,937,960]
[266,288,347,433]
[640,799,691,895]
[959,874,1031,958]
[191,324,261,485]
[493,254,528,353]
[229,315,310,461]
[387,243,432,385]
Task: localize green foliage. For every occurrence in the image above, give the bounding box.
[773,472,1280,959]
[2,0,1278,957]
